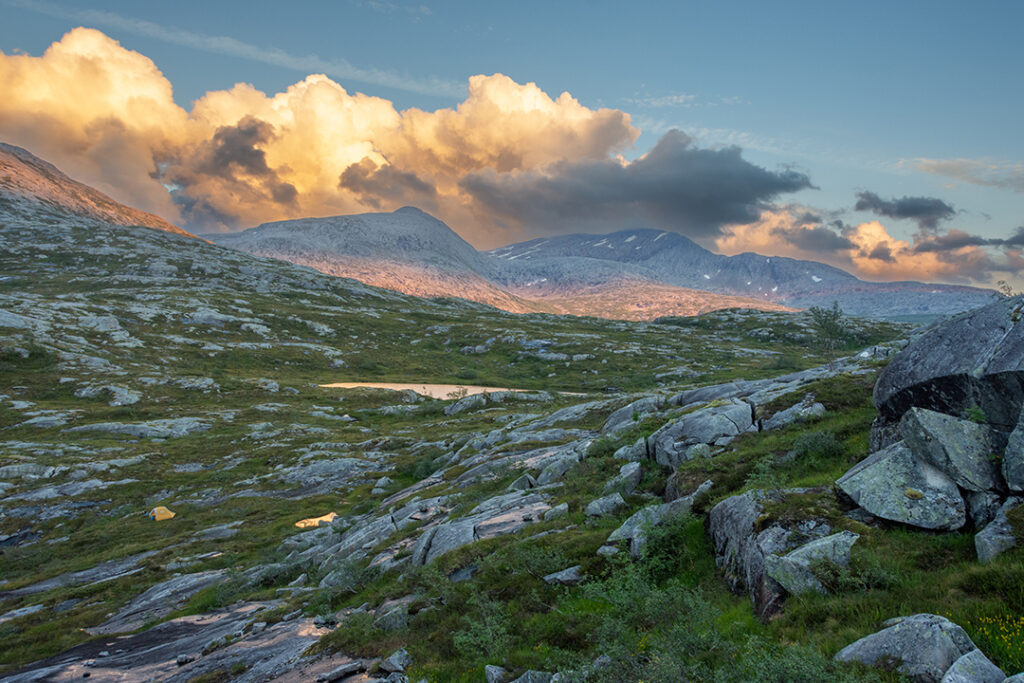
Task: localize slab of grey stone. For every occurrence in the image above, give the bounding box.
[88,571,226,635]
[762,394,826,430]
[604,461,642,494]
[836,441,966,531]
[765,531,859,595]
[939,648,1004,683]
[585,493,625,517]
[1004,406,1024,491]
[975,497,1022,563]
[899,407,1004,492]
[542,565,584,586]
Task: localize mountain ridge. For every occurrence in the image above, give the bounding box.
[0,142,196,239]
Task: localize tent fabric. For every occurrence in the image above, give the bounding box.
[295,512,338,528]
[149,506,175,521]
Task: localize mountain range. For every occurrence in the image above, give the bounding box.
[0,141,998,319]
[214,209,997,319]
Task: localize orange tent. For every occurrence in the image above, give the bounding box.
[149,506,175,521]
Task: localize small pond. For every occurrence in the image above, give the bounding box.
[318,382,526,400]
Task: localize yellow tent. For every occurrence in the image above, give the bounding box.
[149,506,175,521]
[295,512,338,529]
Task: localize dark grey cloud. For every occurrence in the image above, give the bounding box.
[867,243,895,262]
[914,227,1024,253]
[458,129,814,239]
[854,190,955,231]
[164,116,298,229]
[774,224,855,252]
[339,157,437,211]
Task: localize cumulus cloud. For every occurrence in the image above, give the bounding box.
[0,28,641,237]
[458,130,813,239]
[910,157,1024,193]
[854,191,955,231]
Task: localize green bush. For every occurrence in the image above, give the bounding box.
[452,592,514,660]
[791,430,844,463]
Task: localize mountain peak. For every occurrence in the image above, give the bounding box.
[0,141,196,239]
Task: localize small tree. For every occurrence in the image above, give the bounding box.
[808,300,846,371]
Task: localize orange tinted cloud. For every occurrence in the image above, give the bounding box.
[717,209,1006,284]
[0,28,638,239]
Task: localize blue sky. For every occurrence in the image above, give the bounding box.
[1,0,1022,285]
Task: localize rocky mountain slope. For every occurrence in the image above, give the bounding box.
[2,147,1022,682]
[211,210,797,320]
[0,142,196,238]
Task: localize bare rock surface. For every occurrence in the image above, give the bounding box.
[836,441,966,531]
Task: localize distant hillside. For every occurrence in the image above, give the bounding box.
[0,142,196,238]
[211,209,795,320]
[488,228,998,317]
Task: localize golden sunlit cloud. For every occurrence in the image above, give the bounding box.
[0,28,637,242]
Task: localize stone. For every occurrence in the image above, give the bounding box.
[506,473,537,491]
[443,393,487,416]
[1004,407,1024,491]
[708,490,831,619]
[596,545,618,557]
[873,295,1024,430]
[89,571,226,634]
[649,398,753,467]
[67,417,210,439]
[762,394,826,430]
[764,531,859,595]
[965,490,1003,528]
[836,441,966,531]
[373,604,408,631]
[940,649,1004,682]
[536,457,577,486]
[380,648,412,673]
[974,498,1022,563]
[542,566,584,586]
[602,396,664,435]
[899,408,1004,492]
[509,672,553,683]
[585,493,625,517]
[604,461,642,494]
[834,613,976,682]
[543,503,568,521]
[485,664,509,683]
[613,438,646,461]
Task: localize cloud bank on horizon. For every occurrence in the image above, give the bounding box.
[1,27,1021,286]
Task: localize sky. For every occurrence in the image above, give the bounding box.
[1,0,1022,288]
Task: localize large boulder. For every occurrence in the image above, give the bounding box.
[834,613,977,682]
[898,408,1006,492]
[836,441,966,531]
[874,295,1024,430]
